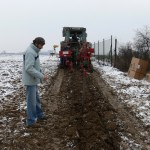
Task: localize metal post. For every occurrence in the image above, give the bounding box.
[98,40,100,64]
[110,35,113,66]
[114,39,117,67]
[94,42,95,58]
[103,39,105,65]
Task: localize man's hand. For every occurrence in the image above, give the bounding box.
[44,74,48,81]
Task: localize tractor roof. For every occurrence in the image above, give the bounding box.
[63,27,86,36]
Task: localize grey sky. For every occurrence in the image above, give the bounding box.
[0,0,150,52]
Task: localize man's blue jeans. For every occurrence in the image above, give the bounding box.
[26,85,44,125]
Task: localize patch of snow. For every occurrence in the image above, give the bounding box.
[0,54,59,102]
[118,132,142,149]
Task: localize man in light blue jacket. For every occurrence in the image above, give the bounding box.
[22,37,48,127]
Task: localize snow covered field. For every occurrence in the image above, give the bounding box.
[0,54,149,127]
[0,54,59,102]
[93,61,150,126]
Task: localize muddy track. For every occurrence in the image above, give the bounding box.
[0,68,149,149]
[54,69,121,149]
[92,71,150,150]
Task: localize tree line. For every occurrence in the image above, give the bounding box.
[116,26,150,72]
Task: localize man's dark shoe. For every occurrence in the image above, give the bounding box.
[27,123,41,128]
[37,116,47,122]
[22,119,26,125]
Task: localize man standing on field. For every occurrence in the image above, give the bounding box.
[22,37,48,127]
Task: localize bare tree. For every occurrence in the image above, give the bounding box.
[118,42,132,56]
[134,26,150,59]
[116,42,133,72]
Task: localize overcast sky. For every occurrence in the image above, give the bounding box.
[0,0,150,52]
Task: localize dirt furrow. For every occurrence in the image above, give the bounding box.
[49,69,121,149]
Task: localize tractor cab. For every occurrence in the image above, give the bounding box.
[61,27,87,51]
[63,27,87,43]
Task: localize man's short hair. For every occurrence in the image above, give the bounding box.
[33,37,45,45]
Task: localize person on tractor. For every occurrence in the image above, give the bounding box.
[72,33,79,42]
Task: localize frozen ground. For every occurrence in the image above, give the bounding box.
[0,55,149,149]
[0,55,149,126]
[92,61,150,126]
[0,54,59,102]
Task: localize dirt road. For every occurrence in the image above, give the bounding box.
[0,68,149,150]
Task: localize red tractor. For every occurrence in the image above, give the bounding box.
[59,27,94,73]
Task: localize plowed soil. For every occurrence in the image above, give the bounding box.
[0,68,149,150]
